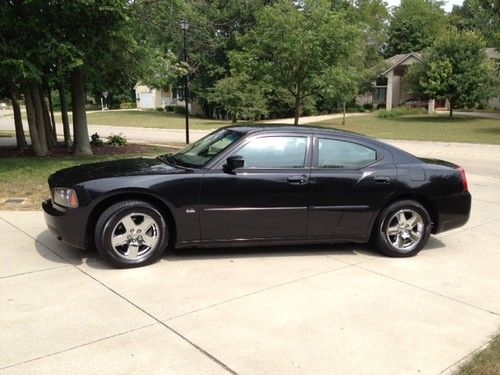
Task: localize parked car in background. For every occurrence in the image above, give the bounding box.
[43,125,471,268]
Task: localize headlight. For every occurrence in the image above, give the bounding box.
[52,188,79,208]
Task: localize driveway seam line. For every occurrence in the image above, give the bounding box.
[0,264,70,280]
[355,265,499,316]
[165,263,353,322]
[0,323,156,371]
[77,268,240,375]
[0,217,239,375]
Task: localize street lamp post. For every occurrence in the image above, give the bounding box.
[180,20,190,144]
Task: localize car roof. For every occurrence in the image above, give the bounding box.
[223,123,382,144]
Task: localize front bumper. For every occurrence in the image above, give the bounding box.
[42,199,88,249]
[431,191,471,234]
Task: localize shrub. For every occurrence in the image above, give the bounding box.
[174,105,187,115]
[90,133,104,146]
[376,106,426,118]
[363,103,373,111]
[156,107,164,112]
[120,102,136,109]
[107,133,127,147]
[164,105,174,112]
[346,104,365,113]
[376,109,398,119]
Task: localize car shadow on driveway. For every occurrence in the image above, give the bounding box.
[35,230,446,270]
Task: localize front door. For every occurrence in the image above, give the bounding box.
[200,134,312,242]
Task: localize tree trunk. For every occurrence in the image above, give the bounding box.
[31,86,49,154]
[40,87,56,149]
[231,113,237,123]
[293,96,301,126]
[449,99,454,119]
[24,87,46,156]
[46,83,57,139]
[342,101,346,126]
[70,67,92,155]
[58,81,71,148]
[10,86,28,150]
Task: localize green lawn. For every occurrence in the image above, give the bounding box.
[0,131,14,137]
[455,333,500,375]
[55,110,231,130]
[315,113,500,144]
[0,145,175,210]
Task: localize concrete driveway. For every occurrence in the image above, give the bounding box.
[1,142,500,374]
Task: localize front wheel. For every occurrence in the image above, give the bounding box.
[95,200,169,268]
[373,200,431,257]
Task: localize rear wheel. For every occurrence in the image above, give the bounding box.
[95,200,169,268]
[373,200,431,257]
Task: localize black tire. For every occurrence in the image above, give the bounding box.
[95,200,169,268]
[373,200,431,257]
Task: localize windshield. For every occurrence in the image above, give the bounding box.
[160,129,244,168]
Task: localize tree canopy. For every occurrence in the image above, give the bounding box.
[406,30,498,117]
[385,0,448,56]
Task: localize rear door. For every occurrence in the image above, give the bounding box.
[307,135,397,238]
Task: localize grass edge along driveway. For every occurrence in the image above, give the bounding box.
[316,113,500,145]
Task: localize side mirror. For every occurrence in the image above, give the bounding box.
[224,155,244,171]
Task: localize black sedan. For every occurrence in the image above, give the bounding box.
[43,125,471,268]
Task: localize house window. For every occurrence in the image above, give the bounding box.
[376,76,388,86]
[373,88,387,103]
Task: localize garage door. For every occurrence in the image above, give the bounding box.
[139,92,155,109]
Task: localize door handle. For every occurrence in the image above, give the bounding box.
[374,176,391,184]
[287,175,308,184]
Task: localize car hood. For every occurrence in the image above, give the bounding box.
[48,157,183,187]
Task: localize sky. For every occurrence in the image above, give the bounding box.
[385,0,464,12]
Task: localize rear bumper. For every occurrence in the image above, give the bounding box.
[42,199,88,249]
[431,192,471,234]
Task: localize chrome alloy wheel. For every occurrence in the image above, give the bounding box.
[110,213,160,260]
[385,209,424,252]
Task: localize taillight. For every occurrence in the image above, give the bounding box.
[456,167,468,192]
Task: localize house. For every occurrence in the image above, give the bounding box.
[356,52,435,111]
[357,48,500,111]
[134,83,186,110]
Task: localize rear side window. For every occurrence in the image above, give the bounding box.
[317,138,376,169]
[236,136,307,168]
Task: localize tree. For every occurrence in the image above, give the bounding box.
[208,72,268,122]
[450,0,500,49]
[228,0,363,125]
[136,0,292,118]
[385,0,448,56]
[332,0,390,66]
[324,65,372,124]
[406,30,498,118]
[0,60,28,151]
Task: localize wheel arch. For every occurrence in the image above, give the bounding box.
[85,191,177,250]
[371,193,439,237]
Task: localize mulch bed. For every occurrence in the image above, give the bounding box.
[0,143,180,158]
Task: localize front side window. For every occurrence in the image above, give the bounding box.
[164,129,244,168]
[318,138,376,169]
[236,136,307,168]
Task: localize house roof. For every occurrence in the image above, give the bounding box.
[485,48,500,60]
[381,52,422,76]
